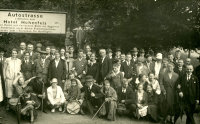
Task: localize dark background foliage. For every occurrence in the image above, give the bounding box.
[0,0,200,54]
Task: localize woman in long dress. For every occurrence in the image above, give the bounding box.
[4,49,21,102]
[0,76,3,102]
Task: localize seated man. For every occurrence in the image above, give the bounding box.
[47,78,65,113]
[116,78,135,115]
[81,75,103,115]
[99,80,117,121]
[20,87,40,123]
[28,76,47,113]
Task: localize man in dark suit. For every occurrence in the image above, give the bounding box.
[48,51,66,89]
[174,59,186,77]
[116,78,135,115]
[17,42,26,59]
[34,51,50,87]
[81,75,103,115]
[98,49,112,84]
[21,51,34,80]
[178,65,199,124]
[120,53,135,82]
[27,43,38,61]
[144,54,154,73]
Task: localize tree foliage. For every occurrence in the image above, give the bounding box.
[0,0,200,53]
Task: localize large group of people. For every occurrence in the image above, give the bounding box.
[0,42,199,124]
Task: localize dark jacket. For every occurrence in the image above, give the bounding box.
[48,59,66,82]
[99,56,112,82]
[86,62,99,81]
[21,60,34,80]
[179,74,199,105]
[120,61,135,79]
[117,86,135,105]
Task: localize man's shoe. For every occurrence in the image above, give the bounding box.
[51,109,55,113]
[59,107,62,112]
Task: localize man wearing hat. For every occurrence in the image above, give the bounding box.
[36,43,43,53]
[0,47,6,104]
[139,49,145,58]
[34,50,50,86]
[47,78,65,113]
[107,48,113,60]
[82,75,103,115]
[152,53,163,79]
[115,48,121,60]
[131,47,138,63]
[174,50,181,65]
[21,51,34,80]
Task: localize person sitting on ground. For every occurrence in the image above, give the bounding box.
[63,79,82,113]
[132,74,148,91]
[105,63,123,90]
[146,84,159,122]
[64,71,83,93]
[132,83,148,119]
[116,78,135,116]
[99,80,117,121]
[47,78,65,113]
[81,75,103,115]
[20,87,40,123]
[146,73,161,95]
[12,73,37,98]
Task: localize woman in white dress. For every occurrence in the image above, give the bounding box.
[4,49,21,101]
[0,76,3,102]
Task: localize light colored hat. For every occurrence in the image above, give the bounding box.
[156,53,162,60]
[51,78,58,83]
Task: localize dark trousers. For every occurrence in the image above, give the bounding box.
[82,99,102,115]
[185,104,196,124]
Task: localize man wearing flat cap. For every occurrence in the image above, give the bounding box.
[131,47,138,64]
[81,75,103,115]
[34,50,50,86]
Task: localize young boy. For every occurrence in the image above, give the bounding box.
[106,63,124,90]
[63,79,81,113]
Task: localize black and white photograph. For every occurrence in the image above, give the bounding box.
[0,0,199,124]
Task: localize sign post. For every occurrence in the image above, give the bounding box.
[0,10,66,34]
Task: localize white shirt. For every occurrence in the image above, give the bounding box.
[147,79,161,95]
[55,59,60,68]
[122,87,126,93]
[101,57,105,63]
[154,62,161,77]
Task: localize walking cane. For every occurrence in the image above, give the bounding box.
[41,80,44,112]
[92,101,106,120]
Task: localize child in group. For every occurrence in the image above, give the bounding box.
[64,71,83,92]
[63,79,82,113]
[106,63,124,90]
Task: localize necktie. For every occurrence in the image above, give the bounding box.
[187,74,190,81]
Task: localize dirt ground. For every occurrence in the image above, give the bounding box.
[0,107,200,124]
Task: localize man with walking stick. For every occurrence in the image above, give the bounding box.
[81,75,103,115]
